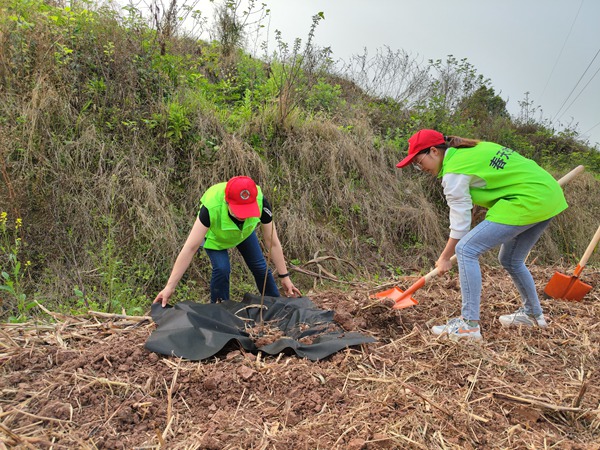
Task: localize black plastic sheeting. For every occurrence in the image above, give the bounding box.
[145,294,377,361]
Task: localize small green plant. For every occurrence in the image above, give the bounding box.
[54,42,74,65]
[386,264,405,277]
[86,77,106,96]
[0,212,34,321]
[362,237,377,248]
[166,101,191,142]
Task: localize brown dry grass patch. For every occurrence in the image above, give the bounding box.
[1,265,599,449]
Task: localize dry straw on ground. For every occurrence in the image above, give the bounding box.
[1,265,599,449]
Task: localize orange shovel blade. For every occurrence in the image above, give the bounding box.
[544,272,592,301]
[370,287,418,309]
[372,287,405,302]
[392,296,418,309]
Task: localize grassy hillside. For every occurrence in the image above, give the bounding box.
[1,0,599,320]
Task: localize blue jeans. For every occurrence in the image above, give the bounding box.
[455,219,552,321]
[204,231,280,303]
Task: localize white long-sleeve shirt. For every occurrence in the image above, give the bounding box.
[441,173,487,239]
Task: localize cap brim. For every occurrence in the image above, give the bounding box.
[396,153,417,168]
[229,202,260,219]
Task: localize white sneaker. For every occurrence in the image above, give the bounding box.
[499,307,547,328]
[431,317,482,341]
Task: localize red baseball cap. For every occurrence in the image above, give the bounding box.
[225,176,260,219]
[396,129,445,168]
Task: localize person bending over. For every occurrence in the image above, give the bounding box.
[396,129,567,340]
[154,176,301,306]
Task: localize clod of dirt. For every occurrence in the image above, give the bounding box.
[333,310,356,330]
[237,365,256,381]
[247,323,285,347]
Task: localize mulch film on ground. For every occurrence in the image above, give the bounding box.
[1,265,599,449]
[145,295,377,361]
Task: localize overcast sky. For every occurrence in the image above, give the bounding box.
[118,0,600,148]
[246,0,600,148]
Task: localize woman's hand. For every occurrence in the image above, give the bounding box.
[281,277,302,298]
[436,238,459,275]
[153,286,175,307]
[153,218,208,308]
[435,257,454,275]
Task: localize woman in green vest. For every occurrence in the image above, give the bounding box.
[396,129,567,341]
[154,176,301,306]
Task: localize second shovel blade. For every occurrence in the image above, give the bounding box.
[544,271,592,301]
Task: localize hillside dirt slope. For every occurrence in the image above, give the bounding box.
[1,265,599,449]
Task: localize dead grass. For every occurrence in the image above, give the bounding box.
[1,265,598,449]
[1,0,599,312]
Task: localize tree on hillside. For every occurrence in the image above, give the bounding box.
[212,0,269,56]
[459,85,508,125]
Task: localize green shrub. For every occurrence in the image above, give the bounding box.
[305,79,344,114]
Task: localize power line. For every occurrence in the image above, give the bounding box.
[556,62,600,121]
[551,46,600,123]
[584,119,600,134]
[540,0,584,102]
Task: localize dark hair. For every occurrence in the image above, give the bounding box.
[434,135,480,150]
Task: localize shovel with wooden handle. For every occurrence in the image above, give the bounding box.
[544,224,600,301]
[372,255,458,309]
[371,165,585,309]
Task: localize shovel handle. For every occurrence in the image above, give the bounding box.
[423,254,458,282]
[393,254,458,303]
[574,224,600,276]
[557,165,585,186]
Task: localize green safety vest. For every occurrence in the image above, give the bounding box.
[200,182,264,250]
[439,142,567,225]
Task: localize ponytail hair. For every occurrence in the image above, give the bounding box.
[441,135,480,149]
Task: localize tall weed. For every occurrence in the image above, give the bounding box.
[0,212,33,321]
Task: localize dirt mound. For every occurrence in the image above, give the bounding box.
[1,265,599,449]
